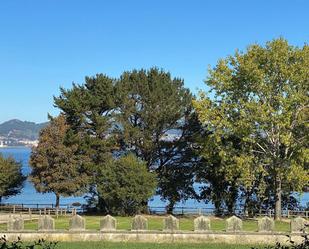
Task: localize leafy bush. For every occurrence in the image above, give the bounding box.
[96,154,157,215]
[0,236,57,249]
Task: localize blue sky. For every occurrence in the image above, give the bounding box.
[0,0,308,123]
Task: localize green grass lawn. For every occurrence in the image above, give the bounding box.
[55,242,264,249]
[0,215,293,232]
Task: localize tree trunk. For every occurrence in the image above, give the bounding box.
[0,196,2,204]
[214,201,223,216]
[55,193,60,208]
[274,177,282,220]
[166,201,175,214]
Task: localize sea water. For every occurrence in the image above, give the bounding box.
[0,147,307,210]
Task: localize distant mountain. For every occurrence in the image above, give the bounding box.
[0,119,48,140]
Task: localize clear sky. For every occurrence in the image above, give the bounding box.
[0,0,308,123]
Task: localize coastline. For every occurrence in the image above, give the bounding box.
[0,146,31,149]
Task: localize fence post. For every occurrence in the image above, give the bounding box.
[28,208,32,221]
[13,205,15,214]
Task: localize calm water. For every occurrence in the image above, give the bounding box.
[0,147,204,208]
[0,147,307,209]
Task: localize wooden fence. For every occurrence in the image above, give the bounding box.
[1,203,308,218]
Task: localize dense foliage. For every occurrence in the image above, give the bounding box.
[54,68,199,213]
[0,154,25,203]
[114,69,200,211]
[194,38,309,218]
[0,236,57,249]
[29,115,91,207]
[95,154,157,215]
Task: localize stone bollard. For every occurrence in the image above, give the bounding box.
[38,215,55,231]
[290,216,307,233]
[100,215,117,231]
[194,215,211,231]
[7,215,24,231]
[69,214,86,231]
[132,215,148,230]
[163,215,179,231]
[226,215,242,232]
[258,216,274,232]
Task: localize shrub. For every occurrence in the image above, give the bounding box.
[96,154,157,215]
[0,236,58,249]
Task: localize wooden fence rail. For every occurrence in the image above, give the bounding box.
[1,203,308,218]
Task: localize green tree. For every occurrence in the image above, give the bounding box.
[115,68,198,211]
[96,154,157,215]
[54,74,117,209]
[54,75,116,166]
[29,115,91,207]
[194,38,309,219]
[0,155,25,203]
[54,68,199,212]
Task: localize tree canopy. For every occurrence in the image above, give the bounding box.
[29,115,91,207]
[96,154,157,215]
[194,38,309,219]
[54,68,199,212]
[0,154,25,203]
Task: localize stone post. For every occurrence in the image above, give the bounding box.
[226,215,242,232]
[38,215,55,231]
[132,215,148,230]
[194,215,211,231]
[163,215,179,231]
[290,216,307,233]
[7,215,24,231]
[100,215,117,231]
[258,216,274,232]
[69,214,86,231]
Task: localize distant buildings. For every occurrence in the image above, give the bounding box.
[0,136,38,147]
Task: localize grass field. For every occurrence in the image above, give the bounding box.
[54,242,264,249]
[0,215,293,232]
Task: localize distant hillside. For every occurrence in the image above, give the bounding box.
[0,119,48,140]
